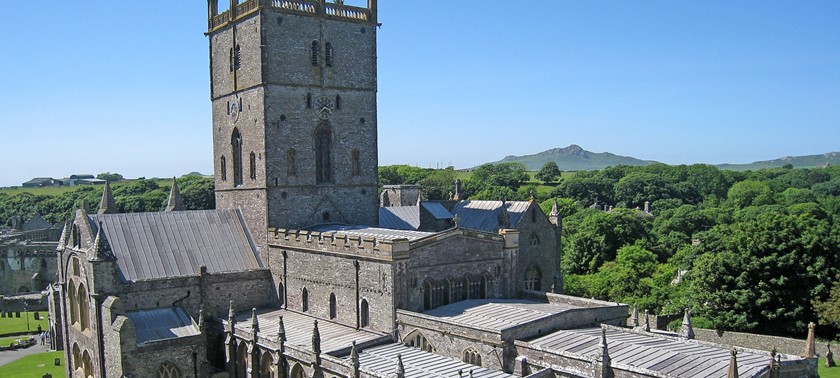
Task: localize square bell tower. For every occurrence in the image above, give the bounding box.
[207,0,380,254]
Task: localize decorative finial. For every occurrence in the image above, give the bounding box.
[228,300,235,321]
[278,316,286,342]
[727,348,739,378]
[312,320,321,356]
[631,304,639,327]
[679,308,694,339]
[98,181,118,214]
[251,308,259,335]
[643,309,650,332]
[395,354,405,378]
[90,221,114,261]
[597,327,611,378]
[165,177,186,212]
[351,340,360,376]
[802,321,816,358]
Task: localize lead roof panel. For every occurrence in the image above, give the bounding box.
[90,209,262,282]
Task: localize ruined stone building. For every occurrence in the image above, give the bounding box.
[0,214,61,295]
[52,1,818,377]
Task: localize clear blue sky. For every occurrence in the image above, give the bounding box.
[1,1,838,187]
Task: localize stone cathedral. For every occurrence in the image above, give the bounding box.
[50,1,818,377]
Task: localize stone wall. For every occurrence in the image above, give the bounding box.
[693,328,830,359]
[0,241,58,295]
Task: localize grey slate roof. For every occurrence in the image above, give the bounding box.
[306,224,434,241]
[422,299,578,332]
[379,206,421,230]
[350,342,515,378]
[450,200,531,233]
[90,209,262,282]
[231,308,388,354]
[525,327,783,377]
[125,307,199,345]
[421,202,454,220]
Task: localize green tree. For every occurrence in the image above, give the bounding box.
[561,208,651,274]
[813,276,840,329]
[96,172,124,182]
[726,180,774,208]
[535,161,561,183]
[471,163,528,190]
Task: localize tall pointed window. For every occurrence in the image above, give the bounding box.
[360,299,370,328]
[351,149,361,176]
[249,152,257,180]
[287,149,297,176]
[311,40,319,66]
[329,293,337,319]
[315,123,333,184]
[325,42,333,67]
[220,156,227,181]
[234,44,241,70]
[302,287,309,312]
[525,265,542,291]
[231,129,243,186]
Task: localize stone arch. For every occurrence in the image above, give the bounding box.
[481,271,492,299]
[78,283,90,331]
[465,273,481,299]
[443,277,452,305]
[236,340,248,378]
[72,343,81,372]
[68,281,78,326]
[82,349,93,378]
[422,279,434,311]
[231,128,243,187]
[463,347,482,366]
[360,298,369,328]
[71,256,80,276]
[329,293,337,319]
[525,264,542,291]
[157,361,182,378]
[291,362,306,378]
[403,329,434,353]
[259,351,274,378]
[314,122,333,184]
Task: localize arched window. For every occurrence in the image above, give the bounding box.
[335,95,341,110]
[291,363,306,378]
[259,352,274,378]
[529,232,540,246]
[481,272,491,299]
[360,299,369,328]
[231,128,243,186]
[403,330,434,353]
[329,293,337,319]
[72,343,81,372]
[157,362,182,378]
[302,288,309,312]
[525,265,542,291]
[463,347,482,366]
[443,278,451,305]
[351,149,361,176]
[82,350,93,378]
[306,93,312,108]
[314,123,332,184]
[286,149,296,176]
[236,341,248,378]
[220,155,227,181]
[278,283,285,307]
[249,152,257,180]
[234,44,242,70]
[78,283,90,331]
[465,274,481,300]
[324,42,333,67]
[68,281,78,325]
[310,41,319,66]
[423,280,432,311]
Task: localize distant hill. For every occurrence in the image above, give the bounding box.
[716,152,840,171]
[491,145,658,171]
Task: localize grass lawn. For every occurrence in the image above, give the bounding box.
[820,357,840,378]
[0,312,50,336]
[0,350,64,377]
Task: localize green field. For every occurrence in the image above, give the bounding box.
[820,358,840,378]
[0,179,176,196]
[0,351,64,377]
[0,311,50,335]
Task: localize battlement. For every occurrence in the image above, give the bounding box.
[208,0,377,32]
[269,227,409,260]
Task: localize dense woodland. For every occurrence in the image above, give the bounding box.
[2,163,839,339]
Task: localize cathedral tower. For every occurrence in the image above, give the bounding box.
[207,0,380,252]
